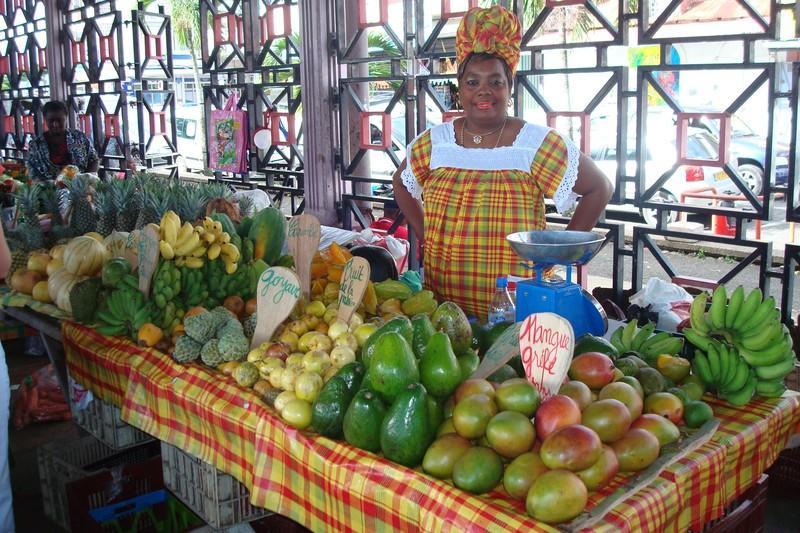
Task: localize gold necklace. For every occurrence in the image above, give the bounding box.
[461,118,508,148]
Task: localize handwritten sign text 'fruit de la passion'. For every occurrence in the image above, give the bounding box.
[252,266,301,349]
[519,312,574,400]
[337,256,370,323]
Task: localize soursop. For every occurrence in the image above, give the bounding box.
[173,335,202,363]
[243,313,257,340]
[200,339,224,367]
[184,311,215,344]
[218,332,249,362]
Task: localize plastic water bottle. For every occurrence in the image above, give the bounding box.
[488,276,516,325]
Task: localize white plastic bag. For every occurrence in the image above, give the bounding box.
[629,278,694,332]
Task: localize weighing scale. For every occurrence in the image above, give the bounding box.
[507,230,608,338]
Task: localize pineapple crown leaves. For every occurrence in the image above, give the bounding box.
[201,181,233,203]
[13,181,43,221]
[93,183,116,216]
[174,184,206,222]
[237,194,255,218]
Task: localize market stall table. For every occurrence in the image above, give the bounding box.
[61,321,800,532]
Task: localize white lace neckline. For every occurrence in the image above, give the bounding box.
[445,120,528,151]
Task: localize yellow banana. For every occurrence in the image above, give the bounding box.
[185,257,204,269]
[207,243,221,260]
[225,260,238,274]
[175,257,185,267]
[174,222,194,247]
[174,232,200,256]
[203,232,217,244]
[212,221,223,234]
[159,240,175,260]
[190,244,208,258]
[221,243,240,262]
[194,225,205,235]
[203,217,214,230]
[220,232,231,244]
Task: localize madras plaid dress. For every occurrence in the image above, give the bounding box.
[401,122,579,321]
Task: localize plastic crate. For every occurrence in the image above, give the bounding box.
[766,446,800,496]
[73,395,154,450]
[68,454,202,533]
[699,474,768,533]
[160,441,270,529]
[37,436,160,531]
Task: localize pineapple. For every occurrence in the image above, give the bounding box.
[114,178,138,232]
[10,182,44,250]
[174,183,206,223]
[237,194,254,218]
[39,181,64,226]
[64,174,96,235]
[136,184,172,228]
[201,181,233,211]
[94,182,117,236]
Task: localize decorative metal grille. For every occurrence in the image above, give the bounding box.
[334,0,800,318]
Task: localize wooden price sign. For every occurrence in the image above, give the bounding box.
[337,256,370,324]
[470,323,522,380]
[138,225,160,297]
[286,214,321,298]
[251,267,301,349]
[518,313,574,401]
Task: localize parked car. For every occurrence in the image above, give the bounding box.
[686,112,790,195]
[590,126,739,225]
[175,107,206,172]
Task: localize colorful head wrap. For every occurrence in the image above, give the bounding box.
[456,6,522,76]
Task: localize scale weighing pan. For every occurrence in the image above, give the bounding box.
[506,230,606,267]
[507,230,608,338]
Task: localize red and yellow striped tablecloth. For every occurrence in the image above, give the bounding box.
[62,322,800,532]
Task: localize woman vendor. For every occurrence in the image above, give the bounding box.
[26,100,99,181]
[392,5,613,321]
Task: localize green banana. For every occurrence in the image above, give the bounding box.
[639,331,671,354]
[753,352,796,381]
[645,336,684,358]
[739,296,777,336]
[732,288,763,330]
[755,379,787,398]
[739,336,792,367]
[609,326,626,353]
[725,286,745,329]
[709,284,727,330]
[706,341,721,383]
[689,292,711,335]
[717,343,731,388]
[692,352,714,387]
[723,355,749,394]
[96,324,128,337]
[631,322,656,351]
[621,320,639,351]
[96,309,125,327]
[723,371,756,406]
[682,327,713,352]
[740,318,782,352]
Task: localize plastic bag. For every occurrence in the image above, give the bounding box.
[209,93,249,173]
[12,364,72,429]
[629,278,694,332]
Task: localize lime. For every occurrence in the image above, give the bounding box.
[683,400,713,429]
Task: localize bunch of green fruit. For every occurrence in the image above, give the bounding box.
[683,285,795,400]
[609,320,684,363]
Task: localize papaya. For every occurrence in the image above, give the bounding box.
[248,207,286,265]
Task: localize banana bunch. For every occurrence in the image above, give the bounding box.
[609,320,684,362]
[200,216,240,274]
[158,210,208,266]
[691,339,757,406]
[683,285,794,399]
[95,284,156,338]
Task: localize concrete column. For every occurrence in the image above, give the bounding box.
[299,0,341,225]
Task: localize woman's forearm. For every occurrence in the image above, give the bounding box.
[392,166,424,242]
[0,224,12,279]
[566,187,611,231]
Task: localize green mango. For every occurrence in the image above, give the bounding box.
[431,301,473,354]
[343,389,386,452]
[361,315,413,368]
[367,332,419,404]
[411,314,436,359]
[380,383,433,467]
[420,332,462,398]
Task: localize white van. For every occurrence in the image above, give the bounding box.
[175,107,206,172]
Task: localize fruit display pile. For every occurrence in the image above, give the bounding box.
[683,285,795,402]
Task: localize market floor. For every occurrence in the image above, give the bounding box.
[3,339,798,532]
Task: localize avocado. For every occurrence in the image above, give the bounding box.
[361,315,414,368]
[480,321,513,356]
[615,358,640,377]
[420,332,462,398]
[573,334,619,359]
[457,350,480,381]
[427,395,444,433]
[367,331,419,404]
[380,383,433,467]
[488,364,518,383]
[411,314,436,358]
[638,367,666,396]
[311,362,365,438]
[431,301,473,354]
[343,389,387,452]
